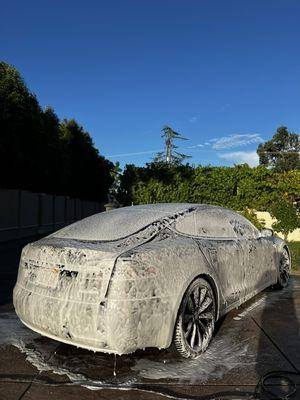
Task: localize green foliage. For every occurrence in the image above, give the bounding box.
[257,126,300,172]
[118,163,300,233]
[270,199,300,240]
[109,161,122,197]
[59,119,113,201]
[0,61,46,191]
[0,62,114,201]
[238,209,265,230]
[288,242,300,271]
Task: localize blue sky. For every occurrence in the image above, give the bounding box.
[1,0,299,168]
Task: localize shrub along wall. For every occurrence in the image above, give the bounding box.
[118,163,300,233]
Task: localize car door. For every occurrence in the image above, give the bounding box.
[230,214,277,299]
[175,207,247,312]
[195,236,247,311]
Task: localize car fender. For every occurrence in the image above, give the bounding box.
[115,236,222,349]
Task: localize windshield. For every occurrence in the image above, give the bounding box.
[53,203,192,241]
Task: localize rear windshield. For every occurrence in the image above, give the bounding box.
[53,204,191,241]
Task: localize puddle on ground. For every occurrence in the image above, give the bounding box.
[132,334,250,383]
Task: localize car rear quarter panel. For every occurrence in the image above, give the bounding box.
[110,236,221,350]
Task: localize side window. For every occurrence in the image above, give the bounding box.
[175,213,197,236]
[228,214,260,239]
[193,209,236,238]
[175,209,237,238]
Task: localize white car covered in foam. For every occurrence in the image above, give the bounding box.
[13,203,290,358]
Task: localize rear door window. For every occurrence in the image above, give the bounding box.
[175,208,237,238]
[228,214,260,239]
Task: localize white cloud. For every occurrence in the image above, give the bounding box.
[185,144,204,149]
[106,133,264,161]
[211,134,263,150]
[189,116,198,123]
[218,151,259,167]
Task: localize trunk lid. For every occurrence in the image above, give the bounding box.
[17,237,118,304]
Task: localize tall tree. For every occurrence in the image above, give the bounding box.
[271,199,300,240]
[0,61,46,191]
[0,62,114,202]
[109,161,122,198]
[59,119,114,202]
[154,126,190,165]
[40,106,65,193]
[257,126,300,172]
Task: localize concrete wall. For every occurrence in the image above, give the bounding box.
[255,211,300,241]
[0,189,104,242]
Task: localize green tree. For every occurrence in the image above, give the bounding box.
[239,209,265,230]
[0,62,114,202]
[270,199,300,240]
[59,119,114,202]
[154,126,190,165]
[257,126,300,172]
[109,161,122,198]
[40,106,65,193]
[0,61,45,191]
[117,163,300,223]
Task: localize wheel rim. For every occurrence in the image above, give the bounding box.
[182,284,215,352]
[280,249,290,285]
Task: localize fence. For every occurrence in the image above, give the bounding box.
[0,189,104,242]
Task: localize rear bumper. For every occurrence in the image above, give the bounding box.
[13,282,117,352]
[13,282,175,354]
[20,317,119,354]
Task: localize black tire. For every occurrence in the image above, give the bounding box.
[274,247,291,289]
[173,278,216,359]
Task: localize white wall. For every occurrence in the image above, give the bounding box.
[255,211,300,241]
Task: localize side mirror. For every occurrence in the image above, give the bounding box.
[260,228,274,238]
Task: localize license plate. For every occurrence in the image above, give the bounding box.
[35,269,59,289]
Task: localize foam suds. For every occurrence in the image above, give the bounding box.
[13,205,198,355]
[0,312,139,391]
[13,203,281,356]
[113,354,117,377]
[233,295,267,320]
[131,331,252,383]
[7,202,286,394]
[0,312,87,382]
[0,310,253,388]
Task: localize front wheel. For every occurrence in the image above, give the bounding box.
[173,278,216,359]
[274,248,291,289]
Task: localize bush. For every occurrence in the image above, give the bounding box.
[118,163,300,217]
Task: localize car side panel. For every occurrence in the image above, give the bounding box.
[194,238,247,314]
[113,236,222,350]
[243,236,278,298]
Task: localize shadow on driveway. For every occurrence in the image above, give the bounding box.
[255,276,300,399]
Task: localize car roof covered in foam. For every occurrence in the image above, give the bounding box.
[52,203,218,241]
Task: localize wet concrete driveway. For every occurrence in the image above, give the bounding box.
[0,240,300,399]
